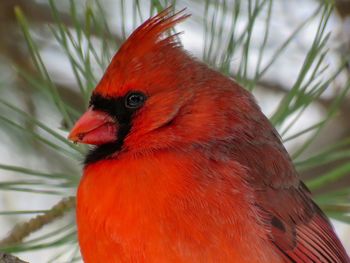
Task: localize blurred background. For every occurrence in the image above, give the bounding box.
[0,0,349,262]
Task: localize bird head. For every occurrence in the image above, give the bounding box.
[68,8,259,164]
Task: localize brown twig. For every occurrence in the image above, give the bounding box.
[0,196,75,247]
[0,252,28,263]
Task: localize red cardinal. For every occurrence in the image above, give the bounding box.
[68,8,349,263]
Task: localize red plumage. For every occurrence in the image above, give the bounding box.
[69,8,350,263]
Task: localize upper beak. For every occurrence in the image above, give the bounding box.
[68,108,117,145]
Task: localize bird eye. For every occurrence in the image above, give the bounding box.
[125,92,147,109]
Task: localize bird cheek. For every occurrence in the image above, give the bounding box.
[68,108,118,145]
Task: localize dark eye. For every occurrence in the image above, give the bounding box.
[125,92,146,109]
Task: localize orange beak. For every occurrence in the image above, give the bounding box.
[68,108,118,145]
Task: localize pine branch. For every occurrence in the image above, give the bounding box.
[0,253,28,263]
[0,197,75,247]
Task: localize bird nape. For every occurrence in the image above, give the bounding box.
[68,7,350,263]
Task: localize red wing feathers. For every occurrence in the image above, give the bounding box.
[265,184,349,263]
[230,124,349,262]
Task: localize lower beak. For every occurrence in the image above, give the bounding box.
[68,108,117,145]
